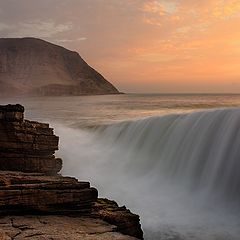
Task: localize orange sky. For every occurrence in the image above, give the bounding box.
[1,0,240,93]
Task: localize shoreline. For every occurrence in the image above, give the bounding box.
[0,104,143,240]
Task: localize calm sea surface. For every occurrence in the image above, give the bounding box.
[2,93,240,127]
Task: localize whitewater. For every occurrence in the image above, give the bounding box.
[2,94,240,239]
[56,108,240,239]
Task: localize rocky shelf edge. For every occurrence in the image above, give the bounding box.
[0,104,143,240]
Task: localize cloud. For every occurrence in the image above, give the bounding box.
[142,0,178,15]
[0,20,73,38]
[56,37,87,43]
[18,20,73,38]
[0,0,240,92]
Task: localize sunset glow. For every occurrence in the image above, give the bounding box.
[1,0,240,93]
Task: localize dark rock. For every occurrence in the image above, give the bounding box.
[92,198,144,240]
[0,104,61,174]
[0,104,24,113]
[0,171,98,214]
[0,104,24,122]
[0,37,119,96]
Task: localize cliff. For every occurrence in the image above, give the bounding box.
[0,104,143,240]
[0,38,119,96]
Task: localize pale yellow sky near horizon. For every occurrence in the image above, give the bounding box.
[1,0,240,93]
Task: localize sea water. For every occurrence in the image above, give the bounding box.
[2,94,240,240]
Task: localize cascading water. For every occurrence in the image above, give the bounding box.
[57,108,240,240]
[96,108,240,202]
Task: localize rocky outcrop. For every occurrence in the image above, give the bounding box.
[0,104,61,174]
[0,171,98,215]
[0,104,143,240]
[93,199,143,239]
[0,37,119,96]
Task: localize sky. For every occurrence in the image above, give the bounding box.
[0,0,240,93]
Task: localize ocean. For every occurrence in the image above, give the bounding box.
[2,93,240,240]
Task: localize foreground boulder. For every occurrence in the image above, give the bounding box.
[0,104,143,240]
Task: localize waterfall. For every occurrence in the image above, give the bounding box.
[94,108,240,203]
[57,108,240,239]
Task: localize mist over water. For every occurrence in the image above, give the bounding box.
[57,109,240,240]
[2,94,240,239]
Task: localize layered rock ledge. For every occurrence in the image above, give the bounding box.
[0,104,143,240]
[0,104,61,174]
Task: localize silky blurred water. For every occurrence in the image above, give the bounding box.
[1,94,240,240]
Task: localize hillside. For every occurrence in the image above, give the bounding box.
[0,37,119,96]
